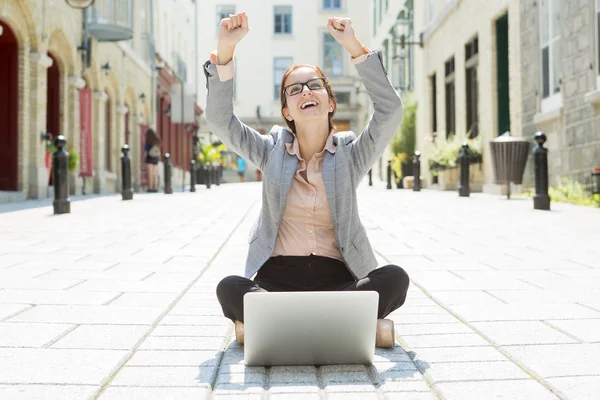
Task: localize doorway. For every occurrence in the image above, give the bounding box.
[0,21,19,191]
[496,13,511,136]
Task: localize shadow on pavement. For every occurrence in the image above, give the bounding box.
[194,340,430,393]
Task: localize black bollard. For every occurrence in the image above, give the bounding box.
[386,160,392,189]
[190,159,196,192]
[458,142,470,197]
[368,169,372,186]
[121,145,133,201]
[533,132,550,210]
[413,151,421,192]
[205,162,211,189]
[163,153,173,194]
[52,135,70,214]
[216,163,221,186]
[197,163,204,185]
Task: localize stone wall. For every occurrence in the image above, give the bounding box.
[521,0,600,189]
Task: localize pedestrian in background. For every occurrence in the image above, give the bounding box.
[144,128,161,192]
[237,156,246,182]
[205,12,409,348]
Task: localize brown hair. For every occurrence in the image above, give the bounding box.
[145,128,161,146]
[280,64,336,134]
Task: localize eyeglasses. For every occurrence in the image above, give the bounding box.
[283,78,326,96]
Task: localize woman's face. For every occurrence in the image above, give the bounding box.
[282,67,334,129]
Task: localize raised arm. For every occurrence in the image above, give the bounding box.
[327,18,403,179]
[204,12,274,171]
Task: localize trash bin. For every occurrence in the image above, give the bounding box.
[490,131,530,199]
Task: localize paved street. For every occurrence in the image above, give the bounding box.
[0,181,599,400]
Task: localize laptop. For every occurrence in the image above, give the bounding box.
[243,291,378,366]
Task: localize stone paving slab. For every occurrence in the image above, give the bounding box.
[0,384,99,400]
[1,182,599,398]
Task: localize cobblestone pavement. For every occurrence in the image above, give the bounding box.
[0,181,598,400]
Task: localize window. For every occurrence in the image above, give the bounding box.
[274,6,292,34]
[430,73,437,134]
[274,57,293,100]
[323,0,341,10]
[336,92,350,104]
[596,0,600,75]
[445,57,456,138]
[383,39,389,72]
[540,0,560,98]
[373,0,377,35]
[323,32,344,76]
[427,0,434,23]
[465,36,479,137]
[216,5,236,35]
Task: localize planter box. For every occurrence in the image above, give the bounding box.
[437,163,484,192]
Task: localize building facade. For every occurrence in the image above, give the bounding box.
[195,0,372,179]
[0,0,201,203]
[412,0,522,193]
[152,0,201,189]
[521,0,600,189]
[369,0,417,185]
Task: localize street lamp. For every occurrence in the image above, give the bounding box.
[65,0,95,9]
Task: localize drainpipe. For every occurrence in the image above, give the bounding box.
[149,0,157,129]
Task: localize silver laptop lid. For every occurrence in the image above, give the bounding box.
[244,291,378,366]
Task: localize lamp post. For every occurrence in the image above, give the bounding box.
[65,0,95,76]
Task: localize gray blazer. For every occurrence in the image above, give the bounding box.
[203,50,403,279]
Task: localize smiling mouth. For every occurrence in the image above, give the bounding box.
[300,101,318,110]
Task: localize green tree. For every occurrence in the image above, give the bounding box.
[390,101,417,182]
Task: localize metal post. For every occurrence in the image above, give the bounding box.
[205,162,211,189]
[164,153,173,194]
[413,151,421,192]
[368,169,372,186]
[386,160,392,190]
[190,159,196,192]
[458,142,470,197]
[52,135,70,214]
[533,132,550,210]
[121,144,133,200]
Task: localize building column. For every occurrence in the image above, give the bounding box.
[68,76,85,195]
[27,52,53,199]
[116,103,128,189]
[93,90,108,193]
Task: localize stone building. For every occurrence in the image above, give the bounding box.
[412,0,523,193]
[0,0,200,203]
[520,0,600,189]
[369,0,417,185]
[152,0,201,190]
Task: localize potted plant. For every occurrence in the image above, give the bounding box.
[68,149,79,174]
[426,131,483,190]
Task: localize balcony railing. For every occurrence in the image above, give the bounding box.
[86,0,134,42]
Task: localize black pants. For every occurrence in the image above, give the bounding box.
[216,254,410,323]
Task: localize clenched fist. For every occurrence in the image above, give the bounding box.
[216,12,249,65]
[327,17,366,59]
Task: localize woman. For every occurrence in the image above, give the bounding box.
[144,128,161,192]
[205,12,409,348]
